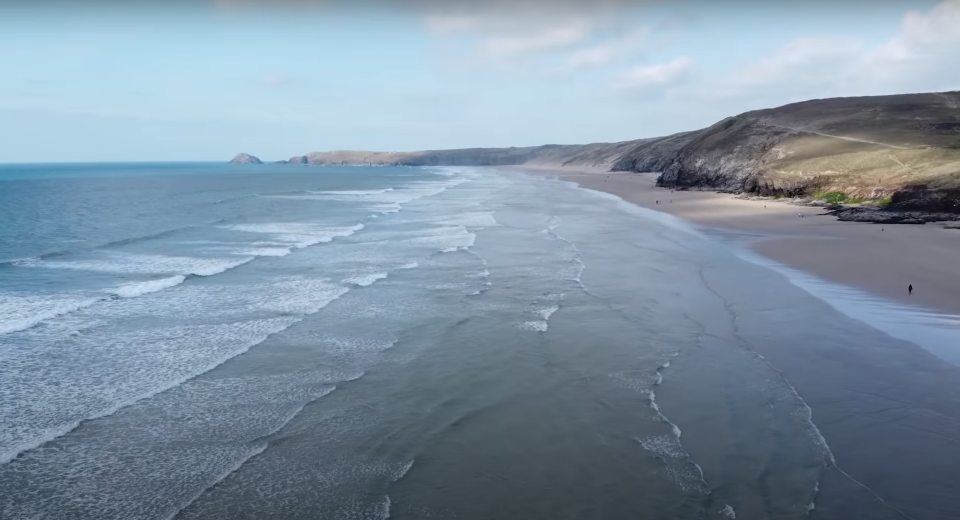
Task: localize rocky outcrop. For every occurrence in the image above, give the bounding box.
[887,188,960,213]
[611,131,700,173]
[229,153,262,164]
[827,206,960,224]
[288,155,308,165]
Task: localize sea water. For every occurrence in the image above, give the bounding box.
[1,163,959,519]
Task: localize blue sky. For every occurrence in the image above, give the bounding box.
[1,0,958,162]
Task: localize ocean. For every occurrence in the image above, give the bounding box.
[2,163,960,520]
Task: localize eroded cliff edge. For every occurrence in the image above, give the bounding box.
[634,91,960,215]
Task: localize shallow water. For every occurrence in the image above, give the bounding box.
[1,164,959,519]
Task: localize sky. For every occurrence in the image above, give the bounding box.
[1,0,959,162]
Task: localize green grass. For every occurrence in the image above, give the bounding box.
[814,191,848,204]
[876,195,893,207]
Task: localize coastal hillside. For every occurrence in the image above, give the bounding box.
[640,91,960,211]
[237,90,960,212]
[276,142,643,170]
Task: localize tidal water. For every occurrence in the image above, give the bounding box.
[2,163,960,520]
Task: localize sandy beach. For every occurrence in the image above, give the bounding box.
[522,167,960,317]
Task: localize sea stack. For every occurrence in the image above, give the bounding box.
[229,153,262,164]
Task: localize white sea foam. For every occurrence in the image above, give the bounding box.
[108,275,186,298]
[398,261,419,270]
[407,225,476,253]
[538,305,560,320]
[636,434,707,493]
[369,202,402,214]
[645,389,661,413]
[393,459,414,482]
[343,272,389,287]
[305,181,461,209]
[0,316,301,465]
[225,223,364,249]
[807,480,819,511]
[321,337,399,355]
[8,256,40,266]
[164,443,270,520]
[441,211,498,228]
[0,293,102,335]
[0,277,350,465]
[32,253,254,277]
[225,247,293,257]
[311,188,395,195]
[516,303,562,333]
[2,368,351,518]
[518,321,548,332]
[719,505,737,518]
[443,233,476,253]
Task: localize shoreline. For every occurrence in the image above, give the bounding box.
[517,167,960,317]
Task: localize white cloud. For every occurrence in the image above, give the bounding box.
[615,56,693,90]
[712,0,960,102]
[212,0,331,10]
[420,0,652,68]
[481,23,591,56]
[569,29,649,69]
[424,14,482,33]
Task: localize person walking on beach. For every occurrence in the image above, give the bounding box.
[909,284,913,295]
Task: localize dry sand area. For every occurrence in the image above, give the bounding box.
[522,167,960,316]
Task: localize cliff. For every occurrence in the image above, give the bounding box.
[299,143,638,170]
[647,92,960,205]
[233,90,960,213]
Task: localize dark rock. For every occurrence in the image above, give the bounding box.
[274,160,288,164]
[888,188,960,213]
[229,153,262,164]
[829,206,960,224]
[288,155,309,165]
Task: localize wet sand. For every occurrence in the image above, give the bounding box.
[525,167,960,317]
[513,166,960,520]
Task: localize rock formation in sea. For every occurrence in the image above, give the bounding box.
[229,153,262,164]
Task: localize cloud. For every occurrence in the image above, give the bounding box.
[481,23,591,56]
[212,0,331,10]
[420,0,652,65]
[424,14,482,33]
[711,0,960,102]
[615,56,693,91]
[568,29,650,69]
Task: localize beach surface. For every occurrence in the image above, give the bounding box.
[525,167,960,316]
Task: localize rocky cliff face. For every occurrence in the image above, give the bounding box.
[645,92,960,206]
[229,153,262,164]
